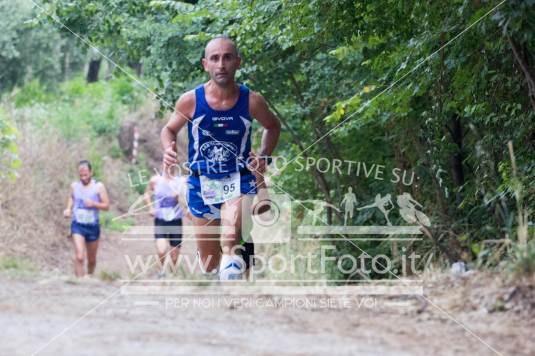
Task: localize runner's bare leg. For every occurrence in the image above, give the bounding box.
[71,234,86,277]
[220,196,243,256]
[192,217,221,273]
[86,239,99,275]
[155,239,169,269]
[169,245,181,266]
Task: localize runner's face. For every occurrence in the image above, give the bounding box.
[78,166,91,185]
[202,39,240,86]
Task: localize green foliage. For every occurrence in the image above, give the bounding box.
[111,76,139,106]
[508,241,535,278]
[109,142,123,159]
[0,0,85,93]
[100,211,135,232]
[0,256,36,270]
[43,0,155,65]
[127,163,149,195]
[13,75,142,141]
[37,0,535,275]
[0,108,21,181]
[12,80,53,107]
[0,256,38,277]
[99,270,121,282]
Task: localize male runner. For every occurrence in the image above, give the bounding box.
[63,160,110,277]
[161,35,280,280]
[145,174,186,278]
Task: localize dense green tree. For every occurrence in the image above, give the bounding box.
[0,0,85,93]
[39,0,534,273]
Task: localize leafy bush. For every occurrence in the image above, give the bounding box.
[0,256,38,277]
[13,80,52,107]
[60,77,93,99]
[11,75,144,144]
[109,142,123,159]
[99,270,121,282]
[0,108,21,181]
[100,211,135,232]
[111,76,140,106]
[508,241,535,279]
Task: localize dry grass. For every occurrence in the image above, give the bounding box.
[119,101,188,173]
[0,121,86,270]
[0,101,171,272]
[423,269,535,318]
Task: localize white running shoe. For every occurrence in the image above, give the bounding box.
[219,255,245,281]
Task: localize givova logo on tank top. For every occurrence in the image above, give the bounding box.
[200,141,237,162]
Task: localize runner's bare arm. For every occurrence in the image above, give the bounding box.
[178,176,193,219]
[144,176,157,216]
[144,176,156,204]
[86,183,110,211]
[249,91,281,172]
[250,91,281,156]
[63,185,74,218]
[161,91,196,168]
[98,183,110,211]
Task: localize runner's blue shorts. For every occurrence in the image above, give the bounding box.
[71,221,100,242]
[187,172,257,219]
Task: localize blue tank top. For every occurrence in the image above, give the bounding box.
[154,176,183,221]
[72,179,101,225]
[188,84,253,178]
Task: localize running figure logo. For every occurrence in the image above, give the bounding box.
[357,193,394,226]
[301,199,341,225]
[397,192,431,227]
[340,186,358,226]
[295,186,431,239]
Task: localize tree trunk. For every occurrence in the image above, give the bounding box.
[63,50,70,82]
[413,132,449,218]
[312,118,344,188]
[507,35,535,112]
[128,61,143,76]
[447,115,464,204]
[86,58,101,83]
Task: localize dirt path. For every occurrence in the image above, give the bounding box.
[1,230,533,356]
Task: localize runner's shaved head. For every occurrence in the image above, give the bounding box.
[204,35,239,58]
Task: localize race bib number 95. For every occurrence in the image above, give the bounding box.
[200,172,240,205]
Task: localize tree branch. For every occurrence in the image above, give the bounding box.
[507,34,535,111]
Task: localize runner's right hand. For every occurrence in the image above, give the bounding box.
[163,141,178,168]
[83,199,96,208]
[63,209,71,218]
[149,208,156,217]
[246,151,268,174]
